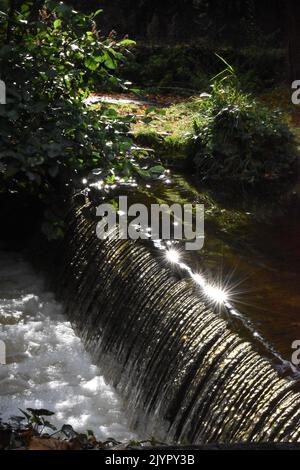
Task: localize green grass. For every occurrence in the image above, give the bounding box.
[92,98,202,163]
[131,98,212,163]
[92,84,298,192]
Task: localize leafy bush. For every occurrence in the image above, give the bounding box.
[0,1,138,238]
[193,59,298,190]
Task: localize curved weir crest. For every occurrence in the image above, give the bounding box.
[56,200,300,443]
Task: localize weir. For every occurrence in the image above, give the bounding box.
[55,198,300,443]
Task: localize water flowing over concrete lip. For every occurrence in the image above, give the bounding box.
[50,198,300,444]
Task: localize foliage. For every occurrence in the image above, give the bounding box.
[67,0,283,49]
[0,408,167,450]
[19,408,56,432]
[0,1,145,239]
[192,60,298,189]
[121,44,285,95]
[130,58,298,192]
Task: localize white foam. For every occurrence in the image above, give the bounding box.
[0,252,136,441]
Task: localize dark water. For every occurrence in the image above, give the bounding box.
[241,217,300,360]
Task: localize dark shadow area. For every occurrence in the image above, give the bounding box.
[0,193,43,250]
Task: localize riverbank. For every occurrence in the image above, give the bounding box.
[90,83,300,197]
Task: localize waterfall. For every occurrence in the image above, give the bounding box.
[55,199,300,443]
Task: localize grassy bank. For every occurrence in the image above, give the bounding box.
[93,80,299,195]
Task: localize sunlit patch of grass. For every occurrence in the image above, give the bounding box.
[131,97,210,161]
[133,98,203,136]
[91,86,299,180]
[91,96,207,161]
[91,101,145,116]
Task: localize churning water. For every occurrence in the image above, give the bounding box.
[0,251,135,441]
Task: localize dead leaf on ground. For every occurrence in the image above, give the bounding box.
[28,437,82,450]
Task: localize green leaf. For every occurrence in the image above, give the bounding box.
[90,9,103,19]
[103,51,117,70]
[215,53,235,73]
[53,19,62,30]
[136,167,151,179]
[118,39,136,47]
[142,117,153,124]
[43,420,57,430]
[84,56,99,71]
[149,165,165,175]
[26,408,55,417]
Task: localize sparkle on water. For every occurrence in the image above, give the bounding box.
[165,248,228,304]
[166,248,181,264]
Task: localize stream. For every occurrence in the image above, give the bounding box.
[89,169,300,365]
[0,251,136,440]
[0,94,299,438]
[87,93,300,363]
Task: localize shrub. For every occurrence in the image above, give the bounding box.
[0,1,140,238]
[192,61,298,191]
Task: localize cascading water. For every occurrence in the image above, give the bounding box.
[0,251,136,441]
[55,198,300,444]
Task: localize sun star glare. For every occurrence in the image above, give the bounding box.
[204,284,228,304]
[166,249,180,264]
[192,272,227,304]
[164,248,227,304]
